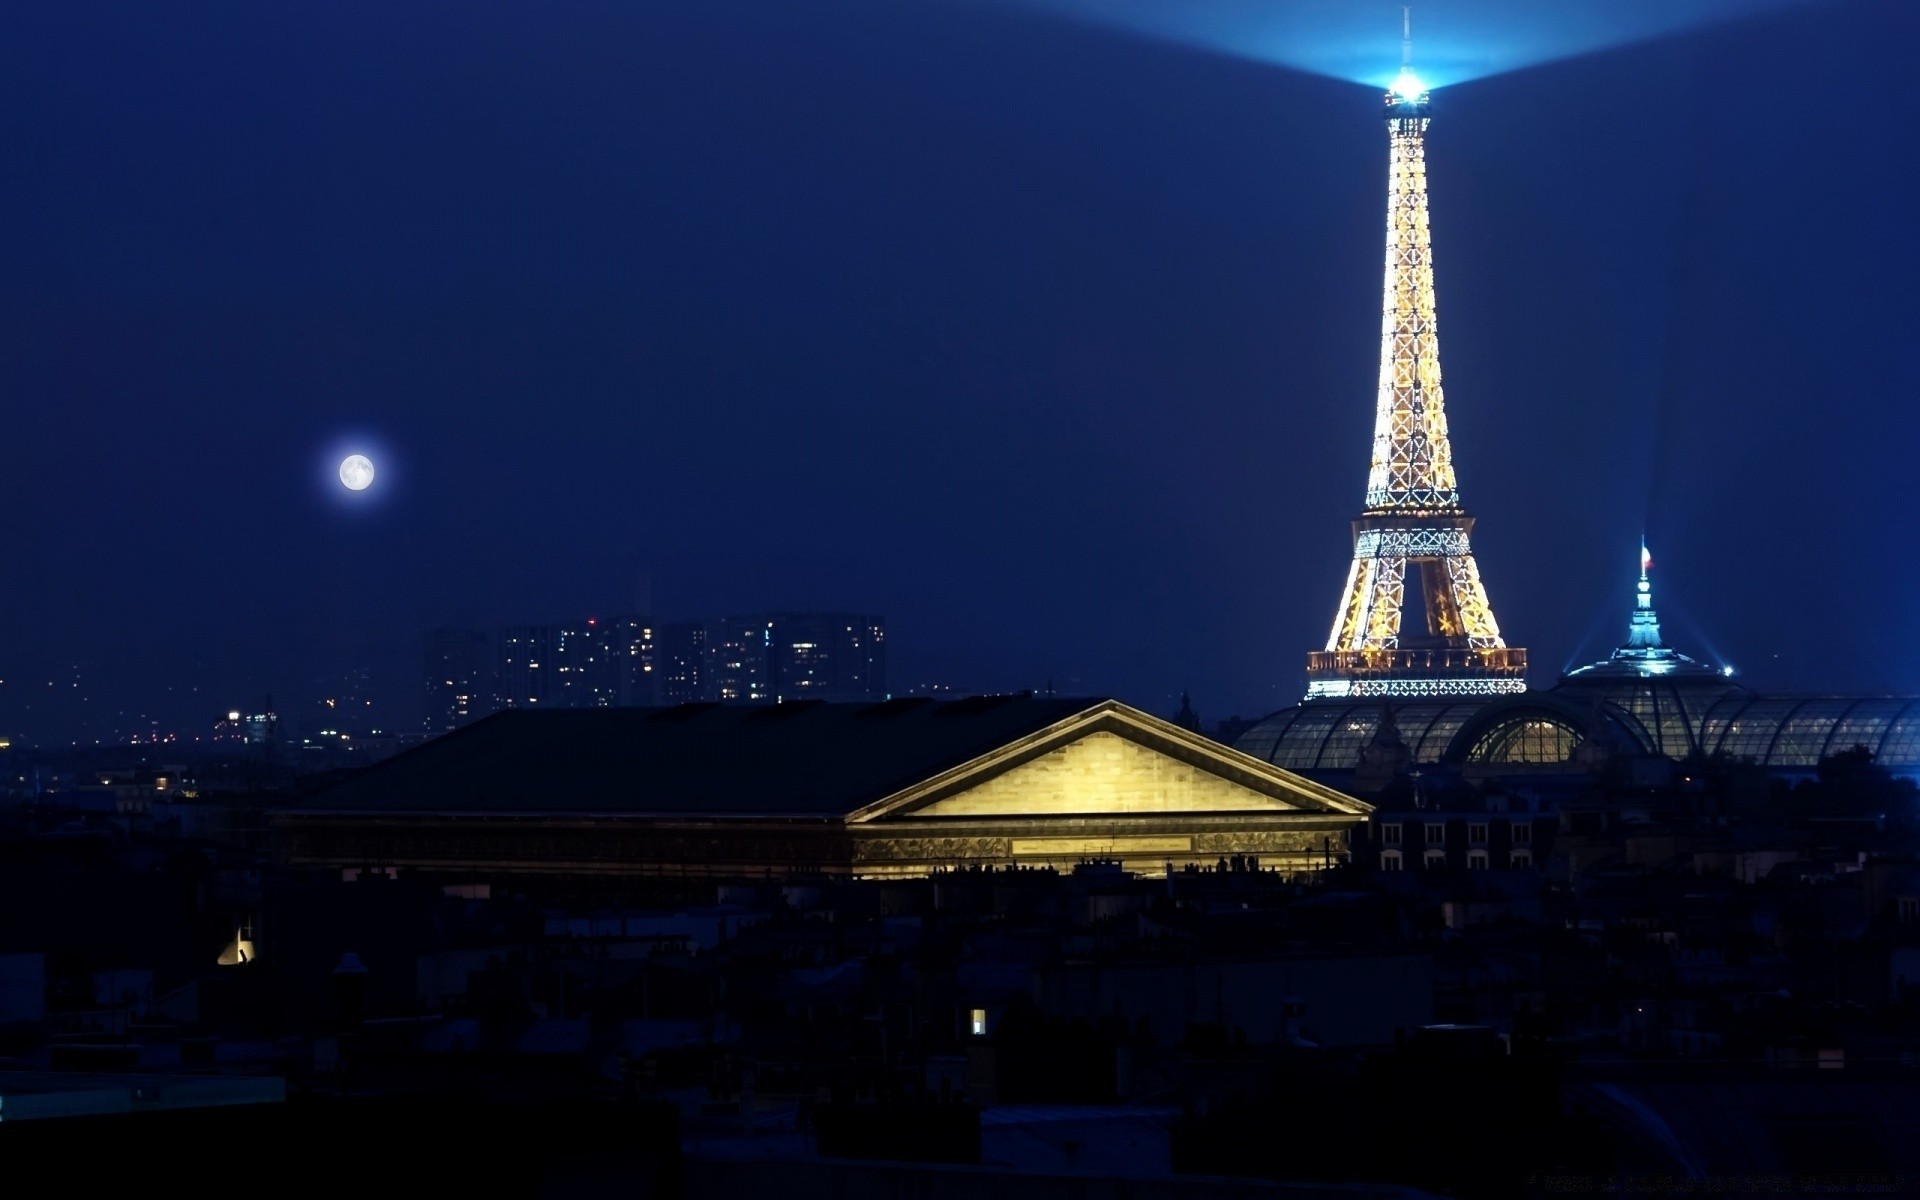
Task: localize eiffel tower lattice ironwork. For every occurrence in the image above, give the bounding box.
[1306,53,1527,700]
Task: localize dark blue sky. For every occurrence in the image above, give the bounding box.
[1,0,1914,741]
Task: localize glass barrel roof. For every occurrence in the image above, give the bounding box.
[1233,700,1489,772]
[1232,683,1920,773]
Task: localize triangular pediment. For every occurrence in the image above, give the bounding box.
[847,700,1370,824]
[908,730,1306,817]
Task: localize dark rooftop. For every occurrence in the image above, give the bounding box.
[292,696,1101,819]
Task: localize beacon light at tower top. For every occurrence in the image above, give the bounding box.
[1006,0,1818,95]
[1387,8,1430,106]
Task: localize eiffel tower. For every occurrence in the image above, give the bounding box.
[1305,37,1526,700]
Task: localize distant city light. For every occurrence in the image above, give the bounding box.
[1722,665,1736,677]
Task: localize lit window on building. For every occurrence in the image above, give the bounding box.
[970,1008,988,1037]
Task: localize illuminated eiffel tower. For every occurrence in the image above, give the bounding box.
[1305,33,1526,700]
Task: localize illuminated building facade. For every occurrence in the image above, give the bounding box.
[278,697,1369,879]
[1308,64,1525,701]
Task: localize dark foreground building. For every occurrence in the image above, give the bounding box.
[277,696,1369,879]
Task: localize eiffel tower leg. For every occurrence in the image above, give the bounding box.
[1420,557,1464,641]
[1326,557,1369,652]
[1439,552,1505,648]
[1361,554,1407,649]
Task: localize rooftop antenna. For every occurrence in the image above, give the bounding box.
[1402,5,1413,69]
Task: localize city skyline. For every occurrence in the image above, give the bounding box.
[429,610,889,734]
[3,7,1917,1189]
[3,1,1917,743]
[1,603,900,747]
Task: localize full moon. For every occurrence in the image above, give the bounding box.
[339,454,376,492]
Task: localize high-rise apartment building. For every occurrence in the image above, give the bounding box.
[649,613,888,704]
[646,617,764,703]
[607,615,658,707]
[553,620,622,708]
[424,628,494,733]
[766,613,887,702]
[705,617,770,703]
[496,625,557,709]
[655,622,708,706]
[429,611,886,713]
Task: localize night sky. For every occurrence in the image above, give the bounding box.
[1,0,1914,742]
